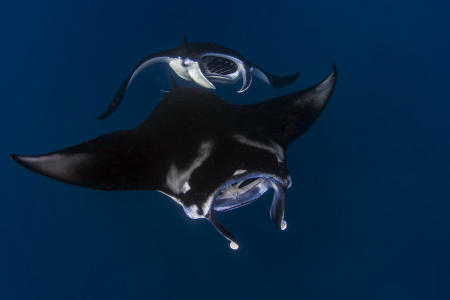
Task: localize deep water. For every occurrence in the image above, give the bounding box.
[2,1,450,299]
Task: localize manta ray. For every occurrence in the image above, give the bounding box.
[98,37,300,119]
[11,66,336,250]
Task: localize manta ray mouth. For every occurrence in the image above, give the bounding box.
[214,177,268,212]
[200,55,239,78]
[205,172,290,250]
[212,173,290,214]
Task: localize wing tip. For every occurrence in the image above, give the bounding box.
[324,63,338,91]
[269,71,300,88]
[97,94,122,120]
[331,62,337,78]
[10,153,18,162]
[97,112,109,120]
[10,153,36,172]
[10,153,30,166]
[97,103,116,120]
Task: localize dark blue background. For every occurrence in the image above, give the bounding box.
[2,0,449,299]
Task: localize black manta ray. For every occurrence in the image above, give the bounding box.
[11,66,336,250]
[97,37,300,119]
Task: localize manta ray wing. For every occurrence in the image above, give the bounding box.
[252,65,300,88]
[10,130,161,190]
[97,51,173,120]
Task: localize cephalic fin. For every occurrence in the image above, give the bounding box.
[207,211,239,250]
[237,66,252,93]
[269,181,287,230]
[188,64,216,89]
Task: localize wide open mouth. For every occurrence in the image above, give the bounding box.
[214,177,270,212]
[200,55,240,81]
[212,172,290,213]
[206,172,290,250]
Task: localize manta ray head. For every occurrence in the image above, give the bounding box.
[168,52,249,93]
[160,136,291,250]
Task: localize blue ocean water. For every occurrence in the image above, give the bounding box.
[2,0,450,299]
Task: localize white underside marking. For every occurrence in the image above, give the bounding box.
[182,182,191,193]
[183,204,204,219]
[233,169,247,176]
[166,140,214,195]
[157,190,182,206]
[233,134,284,162]
[128,56,170,88]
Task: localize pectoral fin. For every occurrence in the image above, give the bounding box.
[10,130,158,191]
[252,65,299,88]
[98,55,170,120]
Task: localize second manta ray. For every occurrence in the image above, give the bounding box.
[98,37,300,119]
[11,66,336,250]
